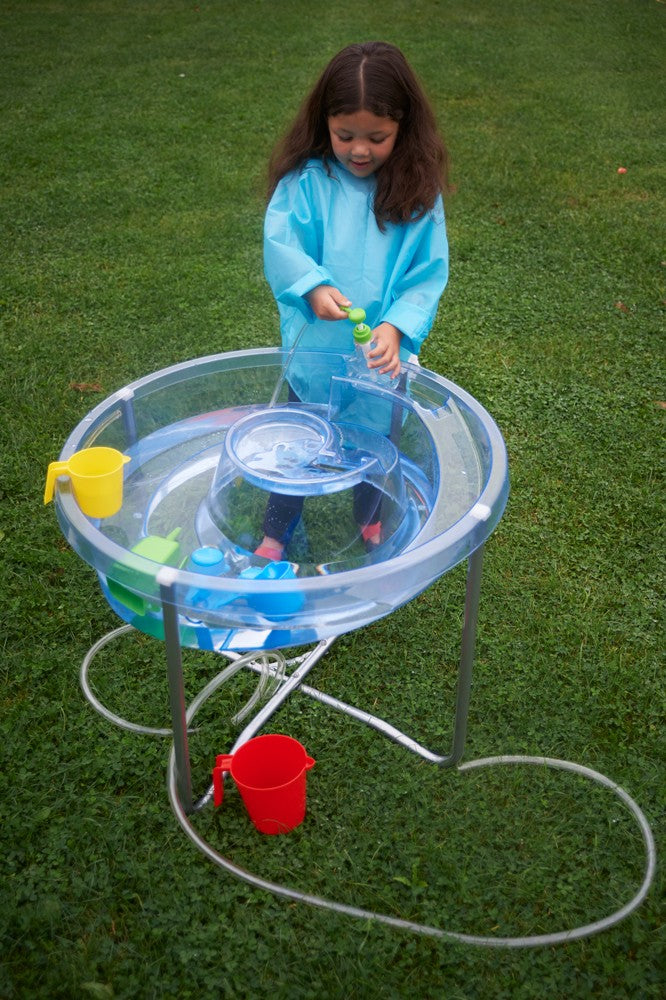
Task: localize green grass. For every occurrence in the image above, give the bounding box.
[1,1,664,997]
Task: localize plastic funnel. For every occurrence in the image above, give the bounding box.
[212,734,315,835]
[44,447,130,518]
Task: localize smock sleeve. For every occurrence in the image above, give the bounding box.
[264,169,333,320]
[381,195,449,355]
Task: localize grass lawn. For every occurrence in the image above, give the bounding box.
[1,1,664,997]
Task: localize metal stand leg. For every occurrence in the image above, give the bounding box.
[286,544,486,767]
[159,572,192,813]
[450,542,484,764]
[230,639,334,752]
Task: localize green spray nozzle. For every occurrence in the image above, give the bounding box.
[352,323,372,344]
[342,306,366,324]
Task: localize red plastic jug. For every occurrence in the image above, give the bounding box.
[212,734,315,835]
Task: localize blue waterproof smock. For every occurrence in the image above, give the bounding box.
[264,158,448,403]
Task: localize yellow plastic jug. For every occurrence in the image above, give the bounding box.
[44,447,130,518]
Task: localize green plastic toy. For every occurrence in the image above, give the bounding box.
[107,528,183,615]
[341,305,366,325]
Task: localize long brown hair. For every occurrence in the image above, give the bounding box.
[267,42,449,228]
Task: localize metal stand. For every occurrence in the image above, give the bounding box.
[157,544,485,815]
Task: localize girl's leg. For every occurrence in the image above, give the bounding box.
[353,482,382,549]
[256,383,303,559]
[259,493,305,555]
[354,371,408,550]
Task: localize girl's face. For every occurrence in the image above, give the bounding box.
[328,109,399,177]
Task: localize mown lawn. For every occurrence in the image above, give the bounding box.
[1,1,664,997]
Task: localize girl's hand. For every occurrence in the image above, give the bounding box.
[368,322,402,378]
[306,285,351,320]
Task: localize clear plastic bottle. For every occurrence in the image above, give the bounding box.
[353,323,376,378]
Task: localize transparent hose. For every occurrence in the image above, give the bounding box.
[81,627,657,947]
[80,625,285,736]
[167,679,657,949]
[80,625,176,736]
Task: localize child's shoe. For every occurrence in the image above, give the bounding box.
[360,521,382,552]
[254,541,284,561]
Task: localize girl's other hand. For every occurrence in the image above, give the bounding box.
[368,322,401,377]
[306,285,351,320]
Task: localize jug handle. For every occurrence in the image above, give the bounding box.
[44,461,70,504]
[305,756,315,771]
[212,754,234,808]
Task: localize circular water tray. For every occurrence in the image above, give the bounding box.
[51,348,509,650]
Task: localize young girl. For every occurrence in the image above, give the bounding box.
[256,40,450,561]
